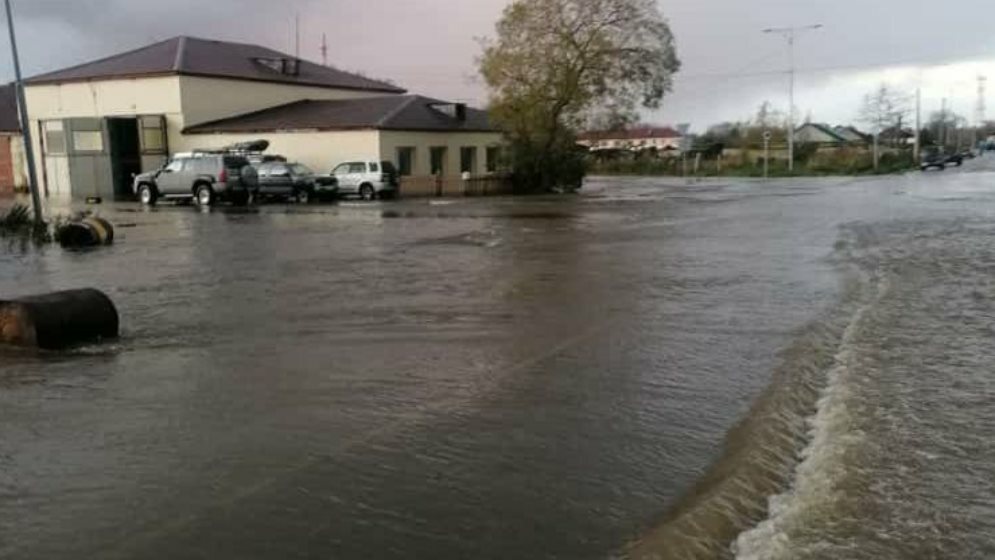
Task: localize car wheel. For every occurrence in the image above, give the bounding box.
[295,189,311,204]
[359,184,376,201]
[195,184,214,207]
[138,184,158,206]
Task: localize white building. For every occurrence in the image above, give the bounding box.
[577,126,683,153]
[23,36,503,199]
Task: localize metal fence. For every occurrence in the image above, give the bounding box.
[398,175,514,198]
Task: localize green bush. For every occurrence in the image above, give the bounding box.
[0,204,51,245]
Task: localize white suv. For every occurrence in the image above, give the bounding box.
[330,161,399,200]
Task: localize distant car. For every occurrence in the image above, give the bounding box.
[330,161,399,201]
[134,153,258,206]
[255,161,336,203]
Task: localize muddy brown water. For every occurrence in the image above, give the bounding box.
[3,162,995,559]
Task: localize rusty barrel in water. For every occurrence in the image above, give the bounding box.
[0,289,119,349]
[57,217,114,248]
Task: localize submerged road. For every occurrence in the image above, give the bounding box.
[3,159,995,559]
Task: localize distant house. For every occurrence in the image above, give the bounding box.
[794,123,850,146]
[0,84,27,196]
[878,126,916,147]
[832,126,870,145]
[578,126,683,153]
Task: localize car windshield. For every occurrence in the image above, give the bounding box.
[380,161,398,174]
[289,164,313,176]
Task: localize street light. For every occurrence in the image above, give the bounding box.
[3,0,43,222]
[763,24,823,174]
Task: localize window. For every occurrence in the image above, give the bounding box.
[349,163,367,174]
[370,162,379,173]
[43,121,66,155]
[396,147,415,176]
[332,163,351,175]
[486,147,501,173]
[430,147,447,175]
[257,163,272,178]
[290,164,313,176]
[140,115,166,154]
[460,147,477,174]
[72,131,104,152]
[271,164,289,177]
[164,160,185,173]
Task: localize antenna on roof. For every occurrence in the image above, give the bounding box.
[293,13,300,59]
[321,33,327,67]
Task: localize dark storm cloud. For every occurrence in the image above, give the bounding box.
[2,0,993,127]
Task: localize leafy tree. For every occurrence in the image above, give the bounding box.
[479,0,680,192]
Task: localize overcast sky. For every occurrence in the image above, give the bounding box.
[3,0,995,131]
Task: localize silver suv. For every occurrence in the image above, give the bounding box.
[330,161,399,200]
[133,153,258,206]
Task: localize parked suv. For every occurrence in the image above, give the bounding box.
[330,161,399,200]
[256,161,337,203]
[134,153,258,206]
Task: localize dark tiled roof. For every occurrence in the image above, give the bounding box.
[183,95,497,134]
[797,123,849,143]
[26,36,405,94]
[0,84,20,132]
[578,126,682,141]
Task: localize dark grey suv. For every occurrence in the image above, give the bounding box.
[133,154,259,207]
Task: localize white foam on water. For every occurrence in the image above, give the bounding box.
[731,277,889,560]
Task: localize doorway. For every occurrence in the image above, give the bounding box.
[107,118,141,199]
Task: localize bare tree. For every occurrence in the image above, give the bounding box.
[859,84,911,169]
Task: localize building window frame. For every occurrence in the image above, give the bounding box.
[430,146,447,176]
[459,146,477,175]
[396,147,415,176]
[43,120,67,155]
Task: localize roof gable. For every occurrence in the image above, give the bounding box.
[183,95,497,134]
[26,36,405,94]
[796,123,848,143]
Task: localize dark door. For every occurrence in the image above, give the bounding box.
[107,118,141,199]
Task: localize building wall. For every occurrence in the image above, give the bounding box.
[378,131,504,177]
[183,130,381,173]
[0,135,13,195]
[177,76,394,131]
[24,76,184,196]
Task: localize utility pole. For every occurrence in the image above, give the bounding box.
[763,24,823,174]
[976,75,987,148]
[320,33,328,67]
[3,0,42,222]
[914,87,921,162]
[941,97,948,151]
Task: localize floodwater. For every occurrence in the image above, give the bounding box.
[2,160,995,559]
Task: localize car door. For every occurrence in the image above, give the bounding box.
[256,163,273,193]
[270,163,292,194]
[349,162,368,189]
[156,159,186,195]
[332,163,356,193]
